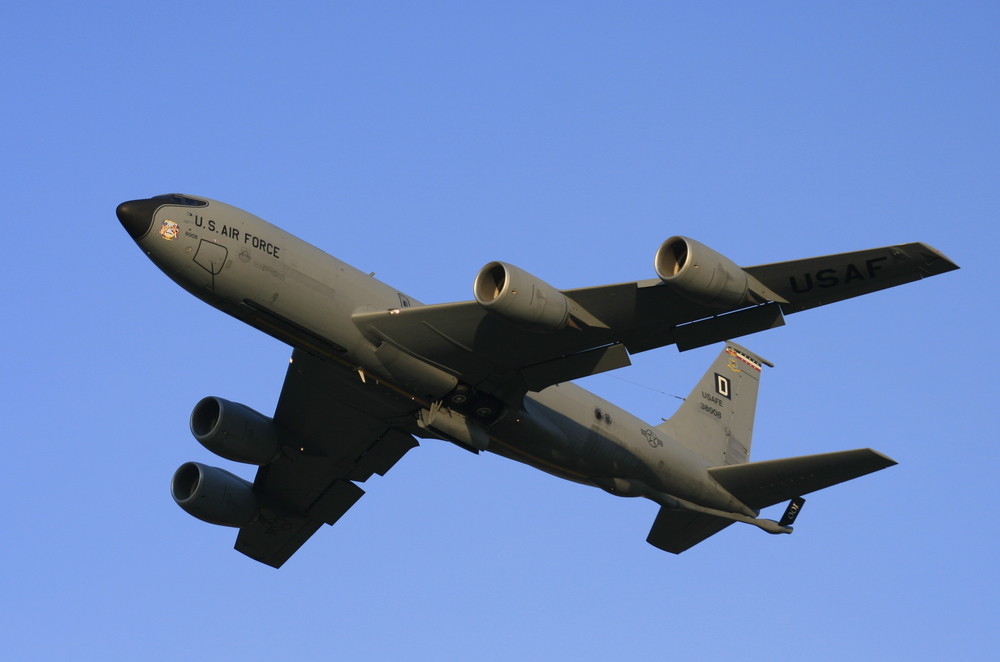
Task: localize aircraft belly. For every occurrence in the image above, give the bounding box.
[487,387,658,488]
[488,433,607,484]
[506,384,744,512]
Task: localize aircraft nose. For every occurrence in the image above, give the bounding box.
[116,198,161,240]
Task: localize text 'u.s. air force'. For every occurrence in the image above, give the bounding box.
[192,215,281,258]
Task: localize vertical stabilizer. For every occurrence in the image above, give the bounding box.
[655,342,771,466]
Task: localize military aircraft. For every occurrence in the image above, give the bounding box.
[117,194,958,567]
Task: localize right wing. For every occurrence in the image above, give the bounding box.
[234,349,418,568]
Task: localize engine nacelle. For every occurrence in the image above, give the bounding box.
[170,461,258,527]
[473,261,570,332]
[654,236,750,308]
[190,396,281,465]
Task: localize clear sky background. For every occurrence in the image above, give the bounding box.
[3,2,996,660]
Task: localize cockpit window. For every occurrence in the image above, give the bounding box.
[152,194,208,207]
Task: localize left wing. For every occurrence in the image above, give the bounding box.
[352,283,782,403]
[353,241,957,403]
[235,349,418,568]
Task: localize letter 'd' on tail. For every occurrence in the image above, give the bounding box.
[655,342,771,466]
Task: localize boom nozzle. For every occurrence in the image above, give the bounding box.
[754,519,793,535]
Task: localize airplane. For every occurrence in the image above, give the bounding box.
[116,194,958,567]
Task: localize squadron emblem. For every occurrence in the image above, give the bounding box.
[159,219,180,241]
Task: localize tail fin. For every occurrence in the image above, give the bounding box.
[655,342,771,466]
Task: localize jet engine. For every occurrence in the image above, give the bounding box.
[473,261,570,332]
[190,396,282,465]
[654,236,751,308]
[170,461,258,527]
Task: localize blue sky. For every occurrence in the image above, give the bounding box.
[3,2,996,660]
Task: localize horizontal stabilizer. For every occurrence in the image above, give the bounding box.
[708,448,896,510]
[646,508,735,554]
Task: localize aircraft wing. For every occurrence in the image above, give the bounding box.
[352,241,957,401]
[234,349,418,568]
[743,241,957,314]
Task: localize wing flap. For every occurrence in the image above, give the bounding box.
[708,448,897,510]
[519,343,631,392]
[347,429,419,481]
[671,302,785,352]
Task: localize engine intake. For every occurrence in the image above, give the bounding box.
[654,236,750,308]
[473,261,570,332]
[171,462,258,527]
[190,396,281,465]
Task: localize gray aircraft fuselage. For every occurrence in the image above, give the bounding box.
[121,196,748,514]
[123,192,948,564]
